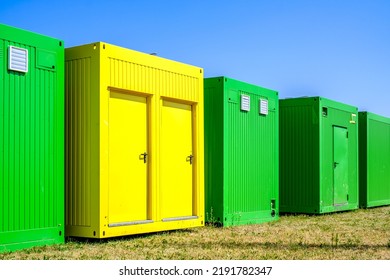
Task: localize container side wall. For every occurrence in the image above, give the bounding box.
[279,98,320,213]
[205,77,278,226]
[0,24,64,252]
[358,112,368,207]
[65,45,100,238]
[367,114,390,207]
[204,78,225,224]
[360,112,390,207]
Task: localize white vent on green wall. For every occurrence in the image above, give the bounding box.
[260,98,268,115]
[8,46,28,73]
[241,94,250,111]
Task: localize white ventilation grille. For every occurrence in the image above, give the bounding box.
[8,46,28,73]
[260,98,268,115]
[240,94,250,111]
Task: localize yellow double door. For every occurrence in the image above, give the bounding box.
[108,91,194,226]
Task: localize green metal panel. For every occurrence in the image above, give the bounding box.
[204,77,279,226]
[0,24,64,252]
[359,112,390,208]
[279,97,358,214]
[279,98,320,213]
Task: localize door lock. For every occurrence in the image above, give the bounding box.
[334,162,339,168]
[186,155,194,165]
[139,152,148,163]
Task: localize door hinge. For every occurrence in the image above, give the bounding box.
[346,131,349,138]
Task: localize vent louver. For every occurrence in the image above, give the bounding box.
[260,98,268,115]
[8,46,28,73]
[240,94,250,111]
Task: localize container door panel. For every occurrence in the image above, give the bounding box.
[160,100,193,220]
[108,92,148,225]
[333,126,349,205]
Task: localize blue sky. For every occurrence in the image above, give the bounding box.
[1,0,390,117]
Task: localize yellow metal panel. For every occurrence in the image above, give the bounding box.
[160,100,193,219]
[65,43,101,237]
[108,91,149,224]
[65,57,93,227]
[107,46,201,102]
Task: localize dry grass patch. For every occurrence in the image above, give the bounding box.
[1,206,389,260]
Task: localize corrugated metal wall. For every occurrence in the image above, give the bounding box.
[1,41,57,231]
[204,83,224,223]
[226,90,278,215]
[359,112,390,207]
[65,57,94,227]
[367,116,390,204]
[205,77,279,226]
[279,100,320,213]
[0,23,64,252]
[108,58,200,102]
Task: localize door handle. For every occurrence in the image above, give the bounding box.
[139,152,148,163]
[186,155,194,165]
[334,162,339,168]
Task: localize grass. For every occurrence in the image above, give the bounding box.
[1,206,389,260]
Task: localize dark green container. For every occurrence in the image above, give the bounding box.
[359,112,390,208]
[279,97,358,214]
[0,24,64,252]
[204,77,279,226]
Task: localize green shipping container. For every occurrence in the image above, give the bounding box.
[359,112,390,208]
[0,24,64,252]
[279,97,358,214]
[204,77,279,226]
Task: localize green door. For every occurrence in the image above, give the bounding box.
[333,126,349,205]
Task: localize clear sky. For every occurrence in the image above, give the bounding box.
[1,0,390,117]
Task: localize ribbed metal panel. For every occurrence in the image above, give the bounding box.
[204,84,224,223]
[65,57,92,227]
[0,23,64,252]
[205,77,279,226]
[367,117,390,204]
[359,112,390,208]
[108,58,200,102]
[279,101,320,213]
[0,42,3,62]
[227,91,278,213]
[1,56,60,230]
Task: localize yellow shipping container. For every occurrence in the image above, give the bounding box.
[65,42,204,238]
